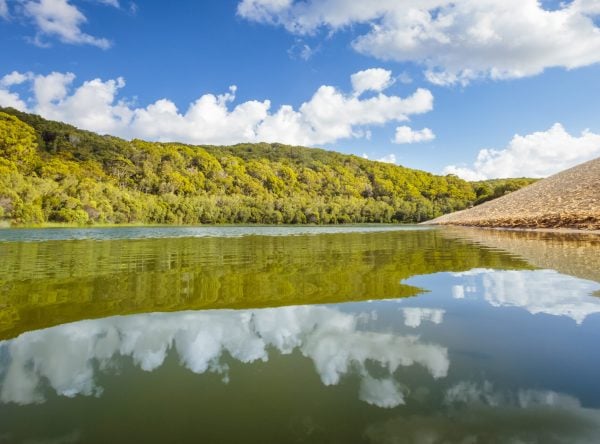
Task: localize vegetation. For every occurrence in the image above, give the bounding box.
[0,108,534,226]
[471,178,539,205]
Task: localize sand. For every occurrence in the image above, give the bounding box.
[425,157,600,230]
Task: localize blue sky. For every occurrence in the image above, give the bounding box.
[1,0,600,179]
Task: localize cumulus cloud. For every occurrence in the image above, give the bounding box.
[0,90,27,111]
[237,0,600,85]
[20,0,111,48]
[0,70,434,146]
[32,73,135,134]
[451,269,600,324]
[1,71,32,87]
[393,126,435,144]
[444,123,600,180]
[0,73,33,110]
[0,304,448,406]
[350,68,394,96]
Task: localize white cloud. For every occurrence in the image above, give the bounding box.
[362,152,398,164]
[23,0,111,48]
[0,70,434,146]
[0,91,27,111]
[1,71,32,87]
[397,71,413,85]
[0,304,448,406]
[376,153,397,164]
[351,68,394,95]
[0,73,33,110]
[30,72,134,135]
[577,0,600,15]
[236,0,293,23]
[287,39,317,60]
[393,126,435,144]
[98,0,120,7]
[237,0,600,85]
[32,71,75,105]
[444,123,600,180]
[0,0,8,19]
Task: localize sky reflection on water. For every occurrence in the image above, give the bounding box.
[1,267,600,442]
[0,304,448,408]
[1,227,599,443]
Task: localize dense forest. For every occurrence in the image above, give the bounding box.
[0,108,536,225]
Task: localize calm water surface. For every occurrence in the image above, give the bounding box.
[0,225,599,443]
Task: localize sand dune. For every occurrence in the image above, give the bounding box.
[426,157,600,230]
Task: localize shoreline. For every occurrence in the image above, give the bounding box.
[426,223,600,235]
[0,221,413,229]
[0,221,332,229]
[2,220,600,235]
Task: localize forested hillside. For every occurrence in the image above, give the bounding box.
[0,108,534,225]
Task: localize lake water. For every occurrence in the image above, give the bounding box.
[1,225,599,443]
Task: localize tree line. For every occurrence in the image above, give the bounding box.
[0,108,536,226]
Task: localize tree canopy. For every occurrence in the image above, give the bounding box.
[0,108,535,226]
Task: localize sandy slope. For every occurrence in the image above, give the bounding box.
[425,157,600,230]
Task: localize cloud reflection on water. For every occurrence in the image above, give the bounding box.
[0,305,448,408]
[451,269,600,324]
[402,307,445,328]
[365,381,600,444]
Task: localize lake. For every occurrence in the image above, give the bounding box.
[1,225,599,443]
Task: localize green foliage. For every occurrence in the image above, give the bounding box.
[0,108,534,226]
[0,112,39,173]
[471,178,539,205]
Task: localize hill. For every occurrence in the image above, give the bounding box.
[425,157,600,230]
[0,108,531,226]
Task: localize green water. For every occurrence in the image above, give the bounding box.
[0,226,599,443]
